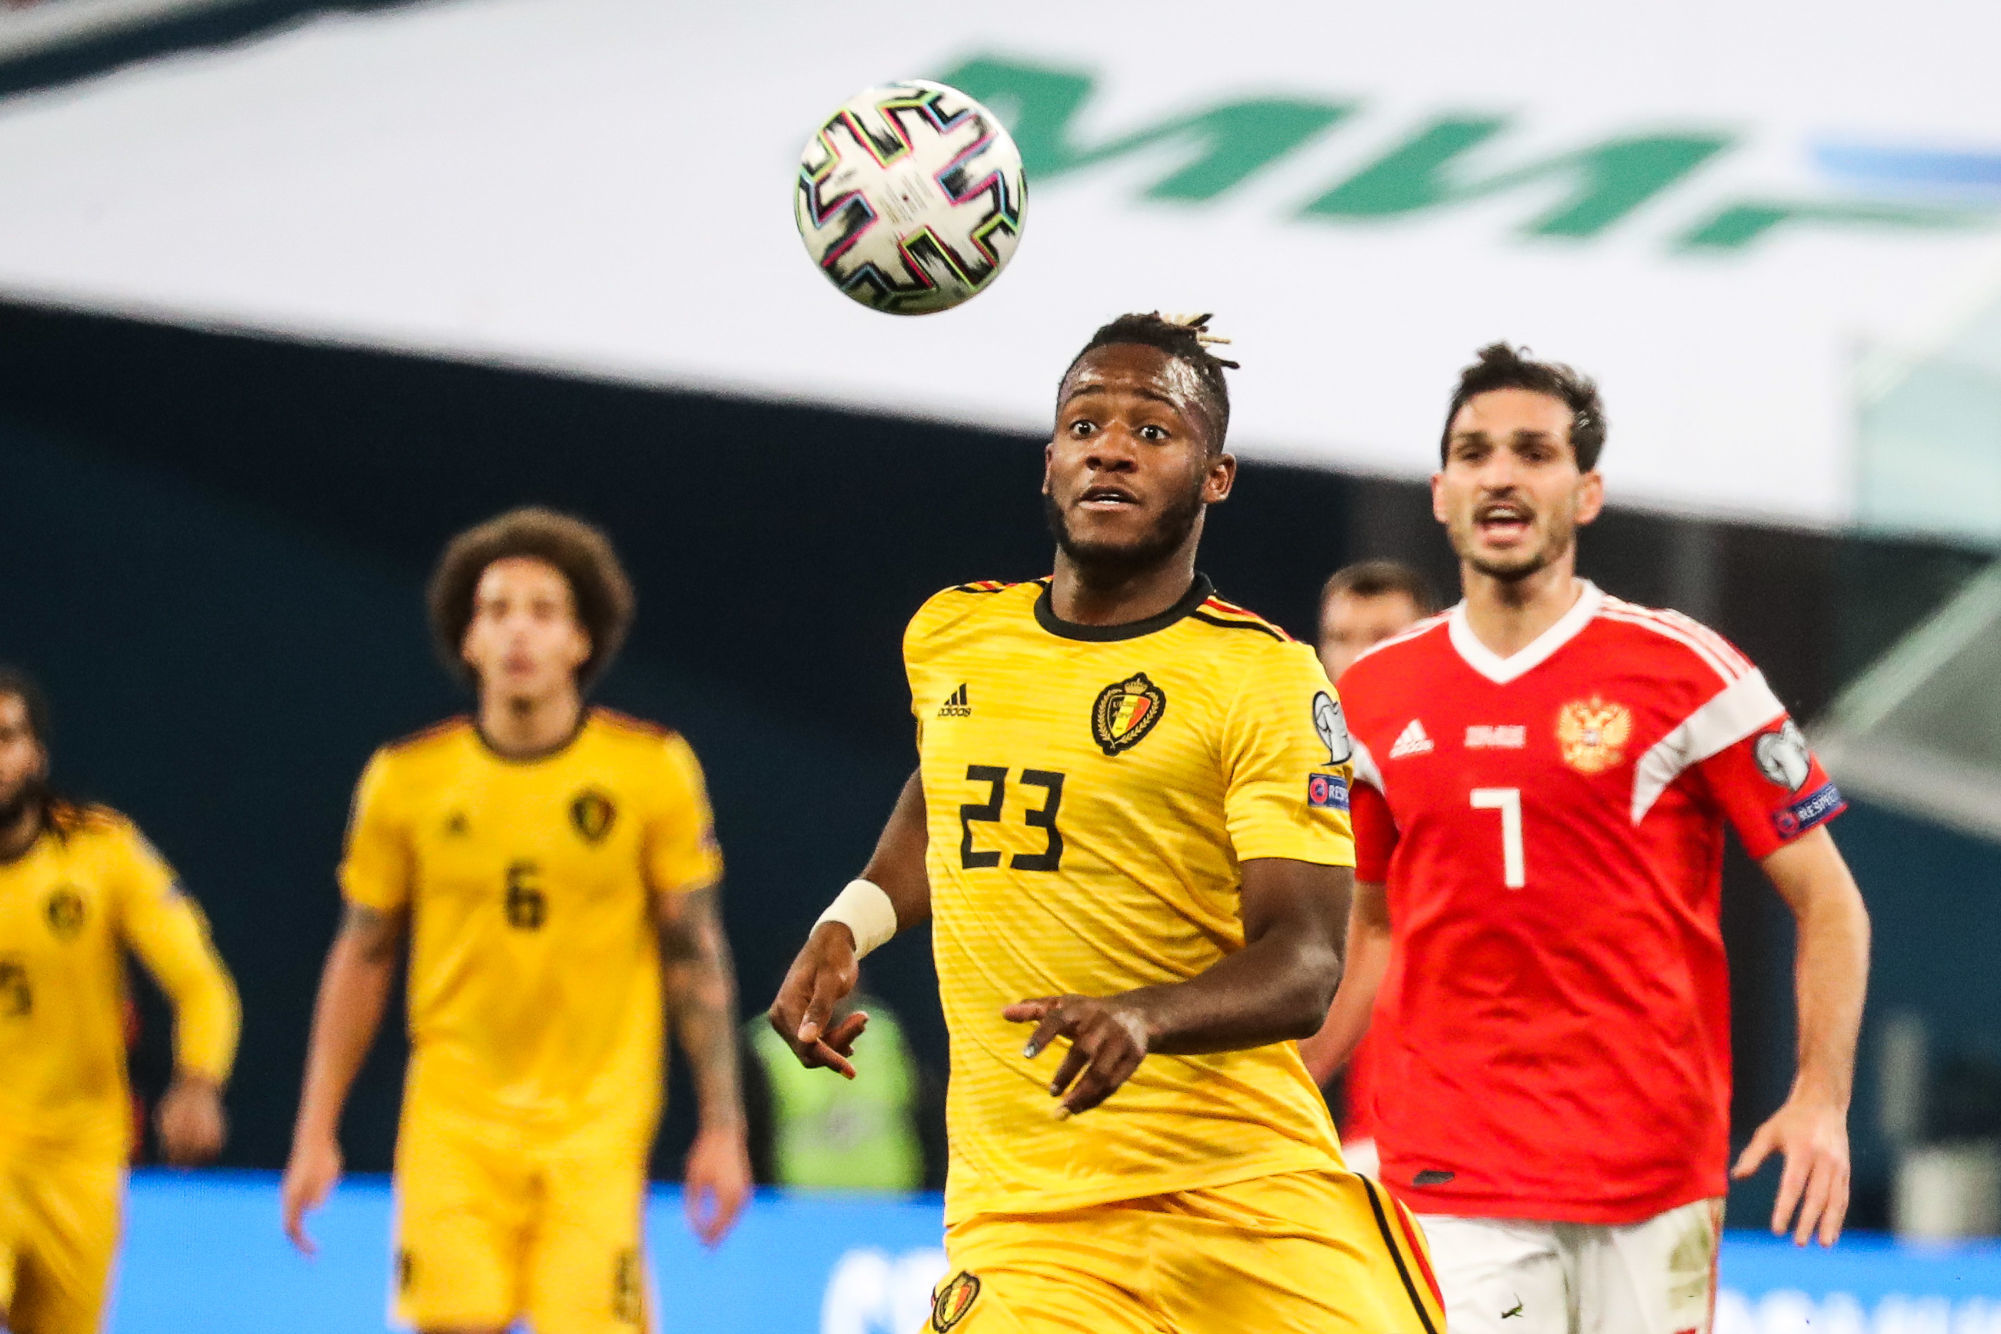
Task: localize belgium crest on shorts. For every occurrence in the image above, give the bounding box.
[1092,673,1166,756]
[930,1271,981,1331]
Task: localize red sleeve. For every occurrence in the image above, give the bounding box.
[1351,778,1397,883]
[1692,716,1846,860]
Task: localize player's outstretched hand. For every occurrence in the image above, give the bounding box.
[1006,995,1150,1117]
[280,1132,343,1257]
[684,1124,753,1249]
[767,922,869,1079]
[1732,1093,1851,1246]
[156,1073,227,1166]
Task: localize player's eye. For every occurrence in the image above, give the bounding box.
[1068,419,1097,437]
[1137,423,1169,442]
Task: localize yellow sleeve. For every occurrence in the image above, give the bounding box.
[111,824,241,1084]
[1221,642,1358,868]
[338,751,411,912]
[646,733,724,896]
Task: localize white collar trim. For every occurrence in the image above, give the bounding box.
[1447,581,1604,685]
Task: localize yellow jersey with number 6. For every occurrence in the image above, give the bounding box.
[339,709,721,1144]
[908,577,1356,1224]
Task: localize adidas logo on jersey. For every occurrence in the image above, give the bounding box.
[937,684,972,718]
[1389,719,1434,759]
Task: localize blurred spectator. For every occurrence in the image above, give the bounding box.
[1302,559,1436,1177]
[1315,559,1438,682]
[745,987,923,1193]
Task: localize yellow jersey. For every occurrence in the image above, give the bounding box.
[0,806,238,1154]
[908,576,1356,1223]
[340,709,722,1144]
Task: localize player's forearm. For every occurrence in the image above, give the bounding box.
[134,907,242,1085]
[1760,830,1870,1107]
[668,963,746,1131]
[170,965,242,1086]
[1789,874,1870,1108]
[661,887,747,1131]
[293,918,399,1142]
[860,768,932,932]
[1298,888,1391,1084]
[1122,929,1344,1056]
[1119,858,1350,1056]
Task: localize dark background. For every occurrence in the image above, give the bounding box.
[3,299,1996,1225]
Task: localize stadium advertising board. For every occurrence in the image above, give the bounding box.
[113,1175,2001,1334]
[0,1,1997,525]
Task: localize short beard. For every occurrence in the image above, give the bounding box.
[1045,484,1205,587]
[0,777,46,830]
[1456,519,1575,585]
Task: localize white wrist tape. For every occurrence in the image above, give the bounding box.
[815,878,898,959]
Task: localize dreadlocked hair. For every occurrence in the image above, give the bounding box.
[0,663,86,840]
[1061,312,1239,450]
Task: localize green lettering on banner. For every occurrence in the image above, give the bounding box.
[1679,199,1996,250]
[936,55,1352,202]
[1301,117,1733,238]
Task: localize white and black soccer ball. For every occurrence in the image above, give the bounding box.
[795,79,1027,315]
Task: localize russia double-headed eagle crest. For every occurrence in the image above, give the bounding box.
[1556,697,1632,775]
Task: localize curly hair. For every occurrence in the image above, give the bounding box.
[427,508,635,689]
[1059,312,1239,450]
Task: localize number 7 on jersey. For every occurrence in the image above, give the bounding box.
[1471,787,1525,889]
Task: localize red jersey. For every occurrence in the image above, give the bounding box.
[1340,1031,1382,1144]
[1340,582,1844,1224]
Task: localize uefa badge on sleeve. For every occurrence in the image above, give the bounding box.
[1308,772,1350,811]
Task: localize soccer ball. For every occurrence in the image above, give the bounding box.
[795,79,1027,315]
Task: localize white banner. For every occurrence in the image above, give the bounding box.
[0,0,1997,526]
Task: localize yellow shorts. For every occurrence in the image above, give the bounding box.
[0,1144,122,1334]
[924,1169,1445,1334]
[392,1109,653,1334]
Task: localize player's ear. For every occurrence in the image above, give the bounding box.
[1430,471,1449,524]
[1202,450,1236,505]
[1041,441,1055,496]
[1575,470,1605,527]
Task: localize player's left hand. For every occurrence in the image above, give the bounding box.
[156,1073,227,1166]
[1732,1092,1850,1246]
[1005,994,1151,1116]
[683,1124,752,1249]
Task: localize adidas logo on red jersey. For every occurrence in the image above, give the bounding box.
[1389,719,1434,758]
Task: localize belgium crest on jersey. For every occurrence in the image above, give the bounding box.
[569,789,617,843]
[1092,672,1166,756]
[44,885,85,940]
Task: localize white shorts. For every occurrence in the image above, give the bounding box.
[1417,1197,1723,1334]
[1340,1136,1381,1179]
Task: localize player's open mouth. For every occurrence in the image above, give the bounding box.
[1475,503,1532,540]
[1079,484,1139,510]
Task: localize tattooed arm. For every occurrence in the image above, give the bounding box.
[657,884,752,1246]
[282,902,406,1253]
